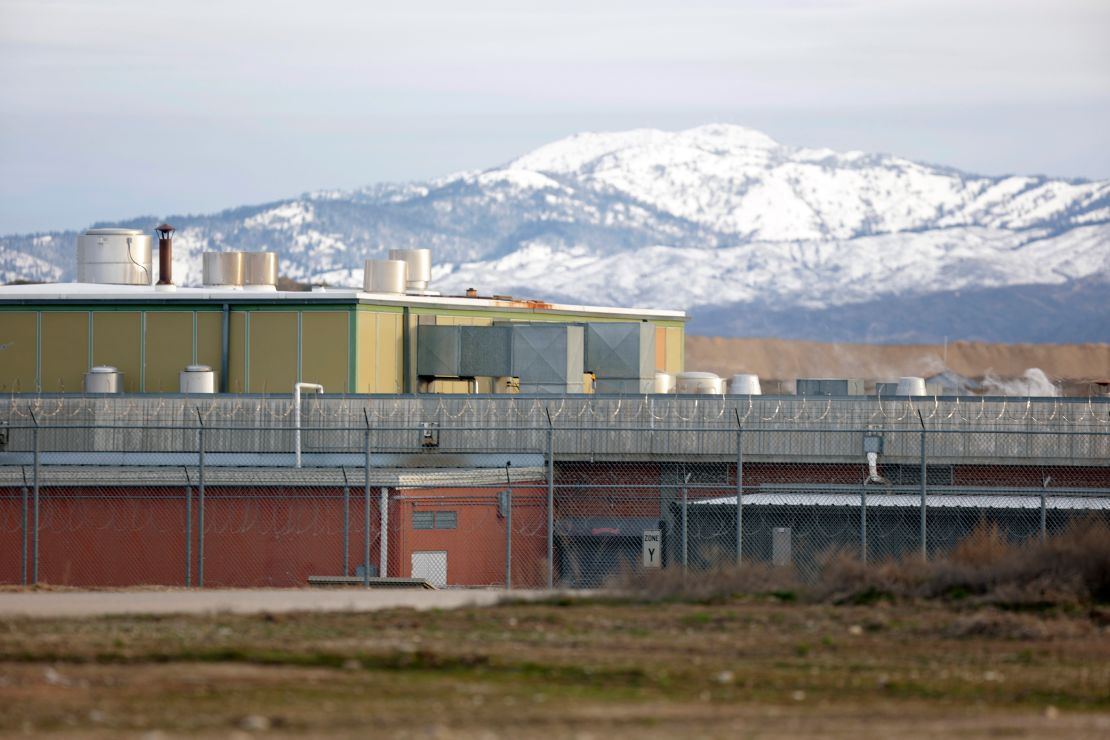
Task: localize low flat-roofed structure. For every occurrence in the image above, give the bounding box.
[0,282,686,395]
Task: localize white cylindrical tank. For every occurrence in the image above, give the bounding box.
[676,371,724,395]
[364,259,407,294]
[202,252,244,287]
[388,249,432,292]
[84,366,122,393]
[729,373,762,395]
[654,372,675,394]
[76,228,153,286]
[179,365,216,394]
[242,252,278,290]
[896,376,927,396]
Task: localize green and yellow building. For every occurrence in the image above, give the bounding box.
[0,283,685,394]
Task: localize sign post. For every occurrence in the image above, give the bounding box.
[642,529,662,569]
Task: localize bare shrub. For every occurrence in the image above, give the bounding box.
[608,517,1110,608]
[818,517,1110,607]
[605,562,801,604]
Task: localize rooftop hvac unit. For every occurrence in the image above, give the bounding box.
[242,252,278,290]
[729,373,761,395]
[675,372,724,395]
[180,365,216,394]
[364,259,407,294]
[511,325,584,392]
[896,376,927,396]
[584,323,655,379]
[388,249,433,293]
[459,326,512,378]
[416,325,462,376]
[76,228,153,286]
[796,378,865,397]
[202,252,244,287]
[84,366,122,393]
[593,378,654,394]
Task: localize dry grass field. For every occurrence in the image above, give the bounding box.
[0,598,1108,738]
[1,524,1108,738]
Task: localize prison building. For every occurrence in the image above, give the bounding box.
[0,233,685,396]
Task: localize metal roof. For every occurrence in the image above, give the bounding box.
[0,282,685,320]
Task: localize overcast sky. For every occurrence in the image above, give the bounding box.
[1,0,1108,234]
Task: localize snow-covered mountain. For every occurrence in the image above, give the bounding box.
[3,124,1109,342]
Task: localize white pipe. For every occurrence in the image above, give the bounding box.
[293,382,324,468]
[866,451,890,485]
[379,486,389,577]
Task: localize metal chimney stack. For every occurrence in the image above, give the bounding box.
[156,223,175,287]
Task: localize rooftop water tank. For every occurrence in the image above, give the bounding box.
[84,366,122,393]
[364,259,407,294]
[76,228,152,286]
[242,252,278,290]
[202,252,244,287]
[388,249,432,292]
[676,371,724,395]
[729,373,762,395]
[179,365,216,394]
[896,376,927,396]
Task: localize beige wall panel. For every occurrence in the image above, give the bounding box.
[93,312,142,392]
[665,327,684,374]
[249,312,297,394]
[377,314,402,393]
[655,327,667,372]
[0,312,38,392]
[144,312,193,392]
[41,312,88,392]
[356,312,378,393]
[301,311,349,393]
[196,312,223,390]
[228,312,247,393]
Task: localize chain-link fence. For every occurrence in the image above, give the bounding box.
[2,396,1108,588]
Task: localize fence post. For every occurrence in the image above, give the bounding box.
[342,479,350,577]
[185,483,192,588]
[197,409,205,588]
[860,483,868,565]
[917,410,927,562]
[364,425,371,586]
[1040,477,1049,542]
[20,478,28,586]
[31,413,39,585]
[734,412,743,566]
[546,415,555,589]
[682,472,689,574]
[505,461,513,591]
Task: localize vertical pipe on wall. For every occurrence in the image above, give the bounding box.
[220,304,229,393]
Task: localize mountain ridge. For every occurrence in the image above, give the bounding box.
[2,124,1108,342]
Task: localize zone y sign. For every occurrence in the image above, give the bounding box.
[642,529,661,568]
